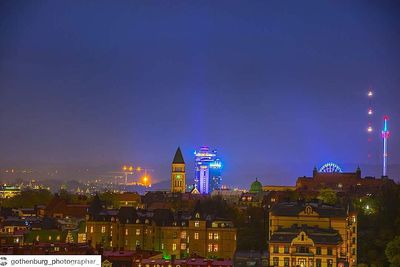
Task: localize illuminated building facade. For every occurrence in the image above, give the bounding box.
[194,147,222,194]
[86,207,237,259]
[296,165,394,196]
[269,202,357,267]
[0,185,21,199]
[171,147,186,193]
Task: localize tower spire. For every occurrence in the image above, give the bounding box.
[382,116,390,177]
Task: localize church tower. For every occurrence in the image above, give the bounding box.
[171,147,186,193]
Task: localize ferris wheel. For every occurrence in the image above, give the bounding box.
[319,162,343,173]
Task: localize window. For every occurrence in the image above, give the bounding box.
[181,243,186,250]
[213,244,218,252]
[161,243,164,250]
[125,229,129,236]
[296,246,309,253]
[172,243,177,251]
[173,232,177,239]
[56,235,60,241]
[181,231,187,239]
[352,237,356,244]
[110,241,112,247]
[36,235,39,242]
[273,245,279,253]
[352,226,356,232]
[273,257,279,267]
[208,232,213,240]
[284,246,289,254]
[352,248,356,255]
[195,221,200,227]
[48,236,52,241]
[136,229,141,236]
[110,231,113,237]
[327,248,332,255]
[284,258,289,267]
[328,259,333,267]
[316,247,321,255]
[136,240,140,246]
[301,234,305,241]
[90,226,93,233]
[214,233,219,240]
[194,232,199,240]
[208,244,212,252]
[316,259,321,267]
[101,226,106,233]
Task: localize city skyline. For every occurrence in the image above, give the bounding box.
[1,1,400,187]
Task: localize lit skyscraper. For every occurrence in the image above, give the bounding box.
[194,146,222,194]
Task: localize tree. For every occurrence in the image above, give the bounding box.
[386,236,400,267]
[317,188,337,205]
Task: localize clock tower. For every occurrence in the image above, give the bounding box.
[171,147,186,193]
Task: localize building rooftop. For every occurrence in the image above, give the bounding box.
[270,224,342,245]
[172,147,185,164]
[270,202,347,218]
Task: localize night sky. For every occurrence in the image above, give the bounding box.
[1,1,400,187]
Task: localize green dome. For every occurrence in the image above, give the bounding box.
[249,178,263,193]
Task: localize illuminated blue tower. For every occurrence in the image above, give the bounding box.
[194,146,222,194]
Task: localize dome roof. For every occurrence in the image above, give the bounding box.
[249,178,263,193]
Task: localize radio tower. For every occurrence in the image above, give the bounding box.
[366,90,374,159]
[382,116,390,177]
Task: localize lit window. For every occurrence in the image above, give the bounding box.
[36,235,39,241]
[110,241,112,247]
[56,235,60,241]
[181,231,187,239]
[213,244,218,252]
[101,226,106,233]
[172,243,177,251]
[136,240,140,246]
[213,233,219,240]
[136,229,141,235]
[110,231,113,237]
[161,243,164,250]
[195,221,200,227]
[208,232,213,240]
[90,226,93,233]
[125,229,129,236]
[208,244,212,252]
[48,236,52,241]
[181,243,186,250]
[194,233,199,240]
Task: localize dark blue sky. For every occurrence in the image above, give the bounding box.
[1,0,400,187]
